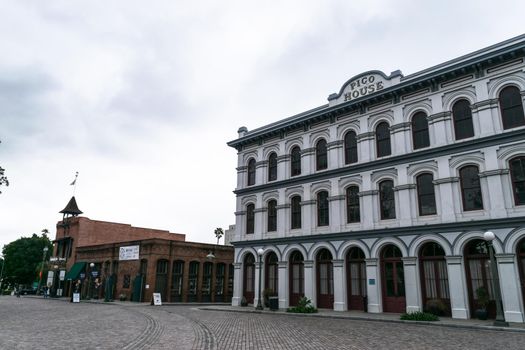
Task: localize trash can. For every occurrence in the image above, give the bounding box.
[269,296,279,311]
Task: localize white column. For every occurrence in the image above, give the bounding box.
[303,260,315,306]
[278,261,288,309]
[402,257,421,313]
[496,254,524,323]
[445,256,469,319]
[365,258,381,313]
[231,262,243,306]
[333,259,346,311]
[254,194,264,238]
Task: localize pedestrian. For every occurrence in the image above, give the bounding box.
[43,286,48,299]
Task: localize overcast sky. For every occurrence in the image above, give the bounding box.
[0,1,524,250]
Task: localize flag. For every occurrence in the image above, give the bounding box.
[70,172,78,186]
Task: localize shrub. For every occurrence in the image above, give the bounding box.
[400,311,439,321]
[287,297,318,314]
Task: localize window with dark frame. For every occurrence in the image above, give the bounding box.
[452,99,474,140]
[376,122,391,157]
[188,261,199,296]
[246,203,255,234]
[317,191,329,226]
[346,186,360,223]
[411,112,430,149]
[247,158,256,186]
[268,152,277,181]
[510,156,525,205]
[291,195,302,229]
[202,262,212,296]
[316,139,328,170]
[215,263,225,296]
[266,253,279,294]
[122,274,131,289]
[499,86,525,130]
[416,173,437,215]
[171,260,184,295]
[267,200,277,232]
[379,180,396,220]
[344,131,358,164]
[291,146,301,176]
[459,165,484,211]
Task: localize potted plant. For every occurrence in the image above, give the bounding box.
[119,293,127,301]
[240,296,248,307]
[475,287,489,320]
[425,298,447,316]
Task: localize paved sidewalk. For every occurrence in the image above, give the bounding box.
[198,305,525,333]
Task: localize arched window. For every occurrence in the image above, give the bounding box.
[247,158,256,186]
[416,173,437,215]
[289,251,304,307]
[510,156,525,205]
[316,249,333,309]
[499,86,525,129]
[267,200,277,232]
[376,122,391,158]
[316,139,328,170]
[188,261,199,301]
[452,99,474,140]
[291,146,301,176]
[171,260,184,301]
[243,254,255,304]
[346,247,367,311]
[202,262,213,301]
[379,180,396,220]
[412,112,430,149]
[246,203,255,234]
[317,191,329,226]
[344,131,358,164]
[291,195,302,229]
[346,186,360,223]
[419,242,450,316]
[459,165,484,211]
[215,263,225,301]
[268,152,277,182]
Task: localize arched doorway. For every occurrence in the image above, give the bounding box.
[155,259,169,301]
[265,252,278,297]
[517,238,525,308]
[289,251,304,306]
[419,242,450,316]
[316,249,334,309]
[346,247,367,311]
[465,239,496,318]
[243,254,255,304]
[381,245,406,313]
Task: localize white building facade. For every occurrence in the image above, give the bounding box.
[227,35,525,322]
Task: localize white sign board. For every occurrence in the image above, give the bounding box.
[73,293,80,303]
[47,271,54,286]
[119,245,140,261]
[152,293,162,306]
[59,270,66,281]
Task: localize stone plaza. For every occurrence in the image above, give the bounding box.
[1,296,524,349]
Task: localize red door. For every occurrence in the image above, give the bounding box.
[316,249,334,309]
[243,255,255,304]
[347,247,367,311]
[381,245,406,313]
[289,251,304,307]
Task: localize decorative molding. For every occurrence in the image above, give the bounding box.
[235,211,246,216]
[357,131,375,141]
[276,204,290,210]
[359,190,378,197]
[254,208,267,213]
[433,177,459,185]
[479,169,510,177]
[401,257,417,265]
[427,111,452,124]
[328,195,345,202]
[301,147,315,156]
[394,184,416,191]
[390,122,411,133]
[495,253,515,263]
[300,200,316,206]
[445,255,462,264]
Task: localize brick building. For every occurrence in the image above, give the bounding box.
[51,197,234,303]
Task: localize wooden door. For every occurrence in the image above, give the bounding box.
[419,242,451,316]
[316,249,334,309]
[243,255,255,304]
[347,247,366,311]
[381,245,406,313]
[289,251,304,306]
[464,240,496,319]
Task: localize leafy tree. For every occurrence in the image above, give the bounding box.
[1,230,52,287]
[0,140,8,194]
[214,227,224,245]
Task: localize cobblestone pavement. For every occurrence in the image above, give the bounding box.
[1,297,524,350]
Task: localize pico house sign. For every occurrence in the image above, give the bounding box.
[328,70,402,107]
[119,245,140,261]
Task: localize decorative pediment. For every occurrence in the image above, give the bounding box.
[328,70,403,107]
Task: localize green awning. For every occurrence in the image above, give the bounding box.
[65,262,86,280]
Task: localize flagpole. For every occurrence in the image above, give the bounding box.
[70,172,78,195]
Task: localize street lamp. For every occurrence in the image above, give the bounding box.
[256,248,264,310]
[206,251,216,260]
[37,247,49,293]
[88,262,95,299]
[483,231,509,327]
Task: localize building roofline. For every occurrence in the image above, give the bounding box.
[227,33,525,149]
